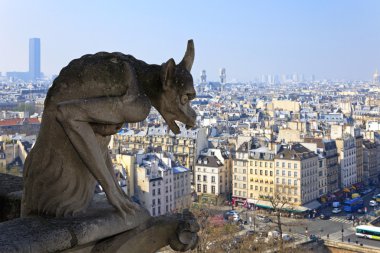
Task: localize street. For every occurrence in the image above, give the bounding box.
[205,187,380,249]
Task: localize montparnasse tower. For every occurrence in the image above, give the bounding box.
[373,69,380,85]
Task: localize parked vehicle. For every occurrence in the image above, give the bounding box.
[268,231,280,238]
[224,210,239,220]
[332,207,342,214]
[245,230,255,236]
[332,202,341,208]
[256,215,271,223]
[346,214,355,220]
[309,234,318,241]
[343,197,364,212]
[282,234,294,242]
[369,200,378,207]
[320,214,330,220]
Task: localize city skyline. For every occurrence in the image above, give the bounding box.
[1,1,380,81]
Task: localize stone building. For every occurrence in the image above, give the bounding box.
[336,135,357,189]
[363,140,379,185]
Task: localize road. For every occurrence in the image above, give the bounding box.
[208,187,380,249]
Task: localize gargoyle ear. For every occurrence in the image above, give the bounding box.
[179,39,194,72]
[162,58,176,91]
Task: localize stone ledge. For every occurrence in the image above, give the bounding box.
[0,196,151,253]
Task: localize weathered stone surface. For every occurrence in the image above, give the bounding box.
[0,196,151,253]
[21,40,197,220]
[0,173,23,222]
[0,41,200,252]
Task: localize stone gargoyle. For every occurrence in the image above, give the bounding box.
[19,40,199,252]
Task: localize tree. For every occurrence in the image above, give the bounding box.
[266,191,293,253]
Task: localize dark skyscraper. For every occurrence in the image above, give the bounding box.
[29,38,41,80]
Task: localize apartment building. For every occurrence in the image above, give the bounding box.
[323,140,340,193]
[232,142,249,204]
[274,144,319,205]
[194,153,229,203]
[336,135,357,188]
[363,140,379,185]
[317,155,328,197]
[172,166,192,211]
[114,126,208,178]
[247,147,275,200]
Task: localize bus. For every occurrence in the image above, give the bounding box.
[343,197,364,212]
[355,225,380,240]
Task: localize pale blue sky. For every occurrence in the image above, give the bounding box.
[1,0,379,81]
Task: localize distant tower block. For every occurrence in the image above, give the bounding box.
[219,68,226,84]
[373,69,380,84]
[200,70,207,83]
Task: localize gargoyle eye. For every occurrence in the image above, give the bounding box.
[180,94,189,105]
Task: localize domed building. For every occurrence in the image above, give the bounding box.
[373,69,380,84]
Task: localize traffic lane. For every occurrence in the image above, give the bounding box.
[343,233,380,249]
[281,216,352,237]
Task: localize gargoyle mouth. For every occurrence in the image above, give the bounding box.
[167,120,195,134]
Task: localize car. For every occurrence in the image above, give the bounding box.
[369,200,378,207]
[245,230,256,236]
[357,208,364,214]
[332,207,342,214]
[224,210,239,220]
[256,215,272,223]
[282,234,294,242]
[346,214,355,220]
[319,214,330,220]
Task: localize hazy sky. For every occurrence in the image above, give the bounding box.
[1,0,379,81]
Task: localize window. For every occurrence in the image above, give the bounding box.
[265,170,268,176]
[153,189,156,196]
[203,185,207,193]
[250,169,253,174]
[197,175,201,181]
[282,178,285,184]
[282,170,285,176]
[203,175,207,182]
[152,207,155,216]
[250,185,253,190]
[158,188,161,195]
[294,164,298,169]
[288,179,291,185]
[255,186,258,190]
[294,180,297,186]
[276,178,279,184]
[270,171,273,176]
[250,161,253,166]
[158,206,161,215]
[288,171,291,177]
[294,172,298,177]
[260,170,263,175]
[152,199,155,206]
[211,176,215,183]
[243,184,246,189]
[212,186,216,194]
[197,184,201,192]
[282,162,285,168]
[276,162,279,167]
[260,186,262,191]
[276,170,279,175]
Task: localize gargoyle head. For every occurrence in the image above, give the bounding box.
[155,40,197,134]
